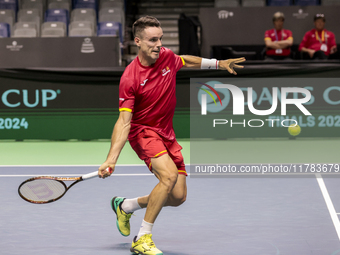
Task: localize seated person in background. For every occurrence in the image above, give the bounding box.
[299,14,337,60]
[264,12,293,60]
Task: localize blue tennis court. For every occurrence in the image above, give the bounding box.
[2,165,340,255]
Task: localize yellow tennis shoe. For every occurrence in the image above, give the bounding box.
[111,196,132,236]
[130,234,163,255]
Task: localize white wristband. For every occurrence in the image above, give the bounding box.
[201,58,219,70]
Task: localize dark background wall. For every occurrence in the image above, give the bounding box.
[199,6,340,57]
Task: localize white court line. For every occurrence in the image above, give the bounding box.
[315,173,340,241]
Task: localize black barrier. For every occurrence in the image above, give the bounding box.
[0,37,120,69]
[199,6,340,58]
[211,44,340,60]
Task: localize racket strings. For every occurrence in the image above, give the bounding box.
[19,179,66,202]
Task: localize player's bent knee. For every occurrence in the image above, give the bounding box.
[159,171,178,193]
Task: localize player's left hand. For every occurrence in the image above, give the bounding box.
[219,57,245,75]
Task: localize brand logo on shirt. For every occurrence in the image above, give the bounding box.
[119,98,124,101]
[161,66,171,76]
[140,79,148,86]
[271,31,286,38]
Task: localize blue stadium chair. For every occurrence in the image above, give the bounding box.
[267,0,292,5]
[0,0,17,11]
[74,0,96,10]
[97,21,122,57]
[295,0,319,5]
[0,9,15,32]
[97,21,121,40]
[45,9,68,25]
[0,22,10,37]
[0,0,16,4]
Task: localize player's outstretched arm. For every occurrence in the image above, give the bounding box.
[180,55,245,75]
[98,111,132,178]
[218,57,245,75]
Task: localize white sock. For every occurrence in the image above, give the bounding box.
[137,220,153,240]
[121,198,141,214]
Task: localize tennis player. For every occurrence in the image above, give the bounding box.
[98,16,245,255]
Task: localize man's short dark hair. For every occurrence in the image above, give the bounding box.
[132,16,161,38]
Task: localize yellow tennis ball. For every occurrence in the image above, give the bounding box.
[288,124,301,136]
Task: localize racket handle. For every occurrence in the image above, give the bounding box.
[82,167,113,180]
[82,171,99,180]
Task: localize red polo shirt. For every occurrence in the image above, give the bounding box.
[118,47,184,141]
[299,29,336,56]
[264,29,293,56]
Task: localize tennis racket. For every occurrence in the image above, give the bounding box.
[18,167,113,204]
